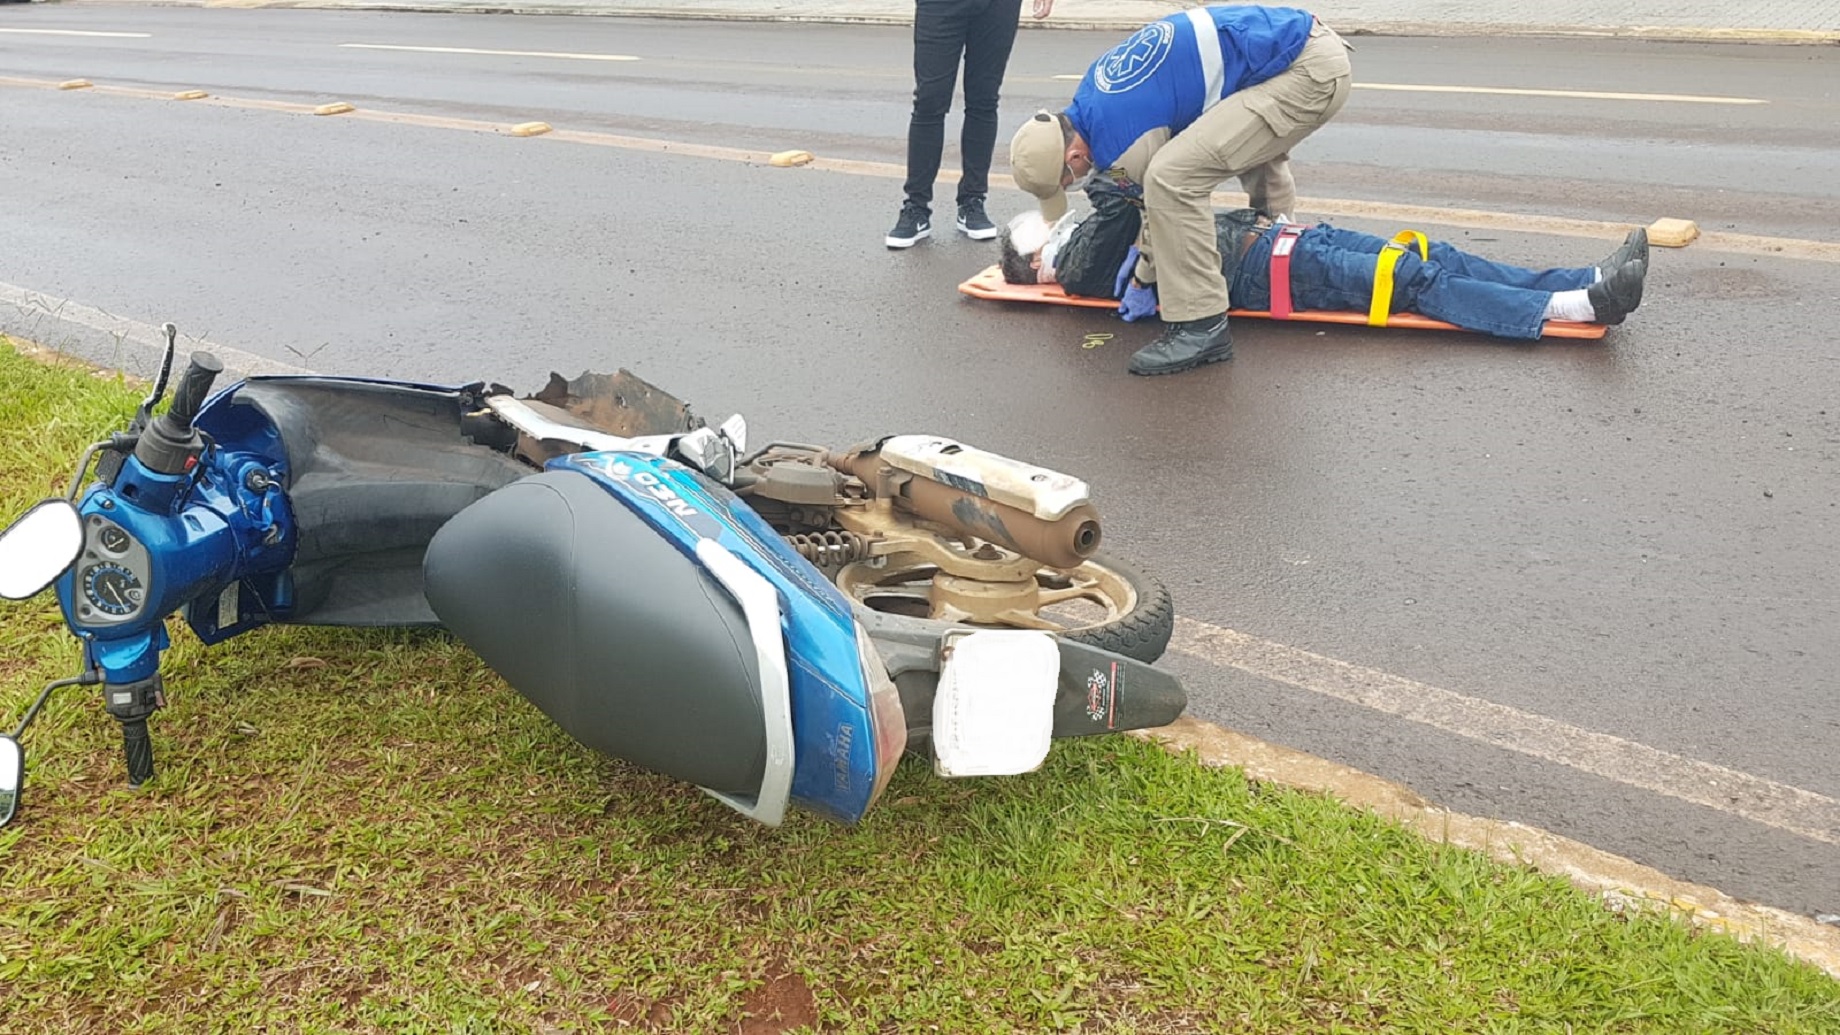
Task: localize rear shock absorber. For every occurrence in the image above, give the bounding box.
[784,530,871,566]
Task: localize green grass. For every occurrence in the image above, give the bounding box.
[1,339,1837,1034]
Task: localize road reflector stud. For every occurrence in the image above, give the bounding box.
[1647,217,1700,248]
[510,122,552,137]
[314,102,355,116]
[59,80,94,91]
[174,90,209,101]
[768,149,814,167]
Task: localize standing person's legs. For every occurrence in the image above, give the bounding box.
[1140,110,1261,322]
[1130,99,1302,373]
[903,0,974,209]
[956,0,1022,205]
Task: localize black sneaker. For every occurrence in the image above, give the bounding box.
[956,197,998,240]
[886,202,931,249]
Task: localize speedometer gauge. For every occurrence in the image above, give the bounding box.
[82,562,144,617]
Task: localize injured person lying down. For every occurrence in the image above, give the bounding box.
[998,191,1650,342]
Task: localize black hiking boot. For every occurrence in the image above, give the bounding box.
[1128,314,1234,376]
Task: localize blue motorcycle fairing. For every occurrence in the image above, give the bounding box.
[54,374,503,684]
[551,452,886,825]
[56,450,294,684]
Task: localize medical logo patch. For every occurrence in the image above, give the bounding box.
[1093,21,1175,94]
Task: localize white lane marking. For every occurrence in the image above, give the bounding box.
[1171,617,1840,846]
[1354,82,1767,105]
[338,43,639,62]
[0,28,153,38]
[1049,73,1766,105]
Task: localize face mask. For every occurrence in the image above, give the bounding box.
[1065,167,1097,193]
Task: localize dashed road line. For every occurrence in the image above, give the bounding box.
[1047,74,1770,105]
[0,28,154,38]
[338,43,640,61]
[6,74,1838,263]
[1354,82,1767,105]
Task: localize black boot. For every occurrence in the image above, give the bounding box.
[1128,313,1233,376]
[1599,228,1649,275]
[1586,258,1646,325]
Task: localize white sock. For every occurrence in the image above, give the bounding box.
[1544,289,1596,322]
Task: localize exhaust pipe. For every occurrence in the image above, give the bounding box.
[836,438,1102,570]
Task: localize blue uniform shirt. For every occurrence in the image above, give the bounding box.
[1067,5,1316,171]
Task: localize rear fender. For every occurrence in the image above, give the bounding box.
[853,607,1187,747]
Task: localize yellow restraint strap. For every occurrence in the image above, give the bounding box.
[1367,230,1430,326]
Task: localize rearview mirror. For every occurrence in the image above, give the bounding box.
[674,427,737,483]
[0,736,22,828]
[718,414,747,457]
[0,499,84,600]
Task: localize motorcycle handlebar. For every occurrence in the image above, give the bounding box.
[165,352,225,431]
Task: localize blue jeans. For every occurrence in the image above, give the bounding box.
[1230,224,1597,340]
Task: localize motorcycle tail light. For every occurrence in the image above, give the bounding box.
[854,621,907,810]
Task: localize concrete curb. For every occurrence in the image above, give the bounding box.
[0,282,313,387]
[51,0,1840,45]
[1134,717,1840,980]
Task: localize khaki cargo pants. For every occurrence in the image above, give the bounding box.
[1143,23,1353,322]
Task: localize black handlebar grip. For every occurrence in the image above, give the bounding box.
[121,718,154,787]
[165,351,226,429]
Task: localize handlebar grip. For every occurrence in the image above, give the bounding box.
[165,351,225,429]
[121,718,155,787]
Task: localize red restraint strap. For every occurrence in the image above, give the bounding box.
[1267,224,1310,320]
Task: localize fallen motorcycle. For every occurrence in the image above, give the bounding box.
[0,326,1184,829]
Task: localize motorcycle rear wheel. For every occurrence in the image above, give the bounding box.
[834,552,1174,664]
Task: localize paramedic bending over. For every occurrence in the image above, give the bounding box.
[1008,4,1352,376]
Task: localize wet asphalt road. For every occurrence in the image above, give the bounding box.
[2,8,1838,916]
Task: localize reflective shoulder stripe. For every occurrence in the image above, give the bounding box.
[1183,8,1227,111]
